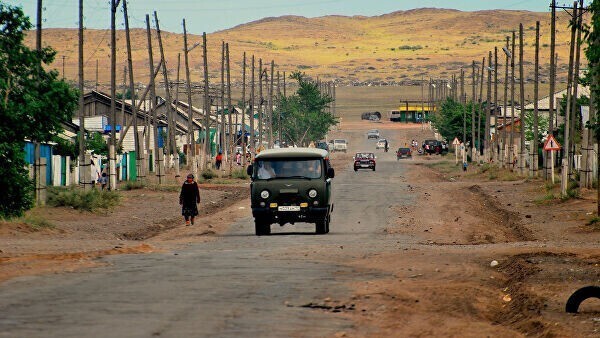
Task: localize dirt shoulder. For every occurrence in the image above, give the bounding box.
[342,152,600,337]
[0,182,250,284]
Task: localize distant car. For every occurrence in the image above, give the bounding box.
[332,139,347,152]
[369,115,380,122]
[376,139,388,149]
[353,152,376,171]
[316,141,329,151]
[367,129,380,139]
[396,147,412,160]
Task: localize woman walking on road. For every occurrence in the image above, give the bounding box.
[180,173,201,226]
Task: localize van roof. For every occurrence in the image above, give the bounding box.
[255,147,328,159]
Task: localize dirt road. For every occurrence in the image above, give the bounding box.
[1,122,599,337]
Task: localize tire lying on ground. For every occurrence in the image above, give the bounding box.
[565,286,600,313]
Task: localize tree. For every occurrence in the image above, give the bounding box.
[274,72,337,146]
[0,4,79,217]
[430,97,484,147]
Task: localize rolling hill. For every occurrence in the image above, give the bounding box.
[25,8,581,90]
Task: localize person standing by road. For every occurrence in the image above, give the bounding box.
[215,151,223,170]
[179,173,201,226]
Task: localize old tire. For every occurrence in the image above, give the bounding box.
[255,220,271,236]
[566,286,600,313]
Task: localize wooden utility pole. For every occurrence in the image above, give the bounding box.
[477,57,485,161]
[202,32,210,170]
[461,69,466,143]
[226,43,233,173]
[77,0,87,190]
[146,14,162,184]
[562,1,578,196]
[250,55,255,154]
[277,70,281,144]
[519,23,526,175]
[532,21,540,178]
[174,53,181,174]
[283,71,286,97]
[485,51,492,163]
[547,0,558,180]
[154,11,178,176]
[471,61,476,160]
[220,41,226,157]
[258,58,263,147]
[510,30,516,171]
[494,47,499,164]
[182,19,196,175]
[268,60,275,148]
[570,0,584,180]
[123,0,142,180]
[95,59,99,91]
[502,36,509,169]
[241,52,246,158]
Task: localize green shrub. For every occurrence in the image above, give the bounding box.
[231,168,249,179]
[122,180,145,190]
[201,168,217,180]
[21,215,54,230]
[47,187,121,211]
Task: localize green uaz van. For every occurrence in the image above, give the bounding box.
[246,148,335,236]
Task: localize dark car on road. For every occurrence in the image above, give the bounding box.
[422,139,448,155]
[247,148,335,236]
[396,147,412,160]
[353,152,376,171]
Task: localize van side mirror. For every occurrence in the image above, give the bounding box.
[246,165,253,176]
[327,167,335,179]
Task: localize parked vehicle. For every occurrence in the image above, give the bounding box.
[353,152,376,171]
[332,139,348,152]
[361,112,382,120]
[315,141,329,152]
[246,148,335,235]
[422,139,447,155]
[367,129,380,139]
[396,147,412,160]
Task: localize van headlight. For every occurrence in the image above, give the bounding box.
[308,189,318,198]
[260,190,270,199]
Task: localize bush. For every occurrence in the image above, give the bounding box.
[21,215,54,230]
[47,187,121,211]
[122,180,145,190]
[201,168,217,180]
[231,168,249,179]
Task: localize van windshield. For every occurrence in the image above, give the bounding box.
[255,159,322,180]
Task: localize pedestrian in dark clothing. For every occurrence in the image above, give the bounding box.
[215,151,223,170]
[180,173,201,226]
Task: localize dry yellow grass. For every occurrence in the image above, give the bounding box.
[25,8,582,88]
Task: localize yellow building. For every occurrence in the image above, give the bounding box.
[389,101,433,123]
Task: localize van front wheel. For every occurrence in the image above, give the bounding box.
[255,220,271,236]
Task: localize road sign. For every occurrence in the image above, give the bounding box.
[543,135,561,151]
[452,137,460,146]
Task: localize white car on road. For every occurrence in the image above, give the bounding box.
[332,139,348,153]
[376,139,388,149]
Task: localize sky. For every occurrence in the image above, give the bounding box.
[7,0,562,34]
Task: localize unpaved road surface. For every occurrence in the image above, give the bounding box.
[1,122,600,337]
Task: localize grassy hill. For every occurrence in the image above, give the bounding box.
[25,8,580,90]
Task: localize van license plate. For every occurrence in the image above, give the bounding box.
[278,206,300,211]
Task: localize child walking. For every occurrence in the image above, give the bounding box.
[179,173,201,226]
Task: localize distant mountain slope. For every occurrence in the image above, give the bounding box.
[25,8,580,88]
